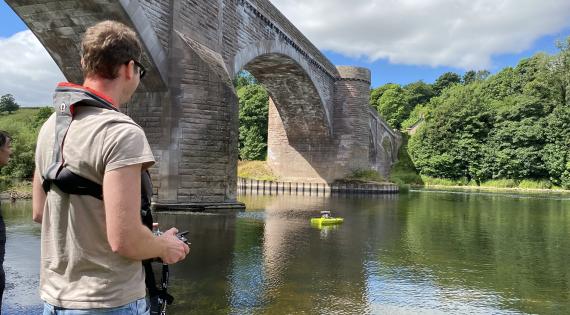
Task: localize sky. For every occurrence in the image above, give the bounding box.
[1,0,570,106]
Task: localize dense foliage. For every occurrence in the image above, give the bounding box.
[235,72,269,160]
[380,37,570,188]
[0,107,53,179]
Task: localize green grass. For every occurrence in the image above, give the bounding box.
[421,176,472,186]
[237,160,278,181]
[0,107,40,120]
[480,179,518,188]
[517,179,553,189]
[417,176,569,192]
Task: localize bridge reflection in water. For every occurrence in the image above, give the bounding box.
[3,191,570,314]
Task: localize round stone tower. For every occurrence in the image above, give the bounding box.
[332,66,373,179]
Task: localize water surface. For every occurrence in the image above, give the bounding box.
[3,191,570,314]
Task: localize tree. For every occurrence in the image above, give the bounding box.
[484,96,547,180]
[433,72,461,95]
[403,81,435,107]
[237,84,269,160]
[463,70,491,85]
[543,105,570,187]
[234,71,257,89]
[0,94,19,114]
[376,86,409,129]
[483,67,518,101]
[463,70,477,85]
[407,36,570,187]
[408,83,493,182]
[370,83,400,107]
[475,70,490,81]
[554,37,570,106]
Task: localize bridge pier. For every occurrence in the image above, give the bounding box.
[268,66,388,183]
[145,33,243,210]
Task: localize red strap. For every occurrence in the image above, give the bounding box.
[57,82,118,108]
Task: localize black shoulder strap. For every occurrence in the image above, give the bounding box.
[42,86,118,196]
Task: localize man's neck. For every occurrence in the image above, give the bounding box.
[83,77,122,107]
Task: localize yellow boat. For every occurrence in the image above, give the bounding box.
[310,217,344,225]
[310,211,344,226]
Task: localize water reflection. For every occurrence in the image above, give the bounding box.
[2,200,42,314]
[3,191,570,314]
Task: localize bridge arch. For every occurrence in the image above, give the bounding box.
[6,0,168,92]
[233,41,332,138]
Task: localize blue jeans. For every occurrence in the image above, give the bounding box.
[43,298,149,315]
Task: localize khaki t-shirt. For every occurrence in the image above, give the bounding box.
[35,106,155,308]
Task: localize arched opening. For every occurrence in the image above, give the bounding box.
[234,53,334,184]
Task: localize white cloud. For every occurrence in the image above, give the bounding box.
[271,0,570,69]
[0,30,65,106]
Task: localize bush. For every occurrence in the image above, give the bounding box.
[390,134,423,185]
[480,179,518,188]
[0,108,51,179]
[421,176,471,186]
[518,179,553,189]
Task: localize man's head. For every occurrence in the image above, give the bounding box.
[0,131,12,167]
[81,20,145,104]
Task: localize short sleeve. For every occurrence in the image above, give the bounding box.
[102,122,155,173]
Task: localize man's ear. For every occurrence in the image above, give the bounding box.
[124,61,135,80]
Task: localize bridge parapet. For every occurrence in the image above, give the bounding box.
[243,0,339,78]
[368,108,402,178]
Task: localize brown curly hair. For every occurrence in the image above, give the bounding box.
[80,20,142,79]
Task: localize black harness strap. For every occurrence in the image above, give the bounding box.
[42,86,117,198]
[141,170,174,315]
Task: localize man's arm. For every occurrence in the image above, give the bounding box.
[32,169,46,223]
[103,163,189,263]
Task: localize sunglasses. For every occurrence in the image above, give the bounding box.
[127,59,146,79]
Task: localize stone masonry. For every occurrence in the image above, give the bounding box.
[6,0,401,207]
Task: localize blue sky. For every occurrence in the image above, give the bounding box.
[1,1,570,105]
[0,2,24,37]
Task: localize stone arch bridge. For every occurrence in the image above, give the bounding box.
[7,0,401,208]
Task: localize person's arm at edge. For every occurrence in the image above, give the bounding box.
[32,169,46,223]
[103,163,189,263]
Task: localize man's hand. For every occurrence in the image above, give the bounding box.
[158,228,190,264]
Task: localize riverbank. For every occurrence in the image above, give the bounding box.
[0,180,32,200]
[3,176,570,200]
[412,184,570,196]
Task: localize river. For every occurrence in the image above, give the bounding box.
[3,190,570,314]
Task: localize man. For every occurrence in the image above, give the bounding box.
[0,131,12,312]
[32,20,189,314]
